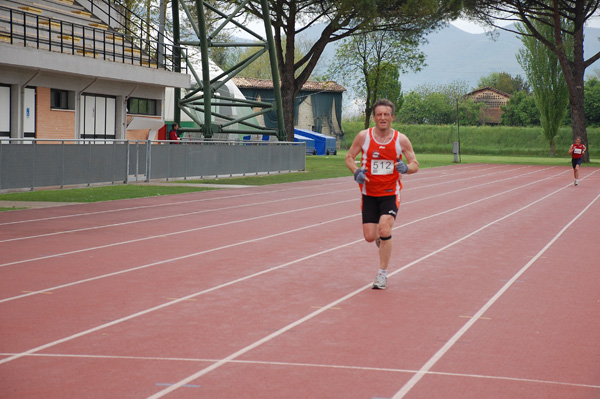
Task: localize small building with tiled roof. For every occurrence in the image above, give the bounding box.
[467,87,511,124]
[231,77,345,140]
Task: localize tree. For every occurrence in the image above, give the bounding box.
[397,81,482,125]
[226,0,462,140]
[516,16,570,156]
[458,99,487,125]
[463,0,600,161]
[367,63,404,123]
[476,72,529,94]
[230,37,313,80]
[584,77,600,126]
[397,92,426,124]
[500,91,540,126]
[328,29,423,128]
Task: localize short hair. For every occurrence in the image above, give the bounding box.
[372,99,395,116]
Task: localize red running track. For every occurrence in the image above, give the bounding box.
[1,164,599,399]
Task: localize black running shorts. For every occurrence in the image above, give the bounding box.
[361,194,398,224]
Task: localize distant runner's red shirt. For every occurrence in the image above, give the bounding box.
[572,143,585,159]
[359,128,403,197]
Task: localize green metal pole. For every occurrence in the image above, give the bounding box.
[259,0,285,141]
[172,0,181,126]
[196,0,214,138]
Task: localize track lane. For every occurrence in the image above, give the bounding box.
[1,165,599,399]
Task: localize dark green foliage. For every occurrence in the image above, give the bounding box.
[585,78,600,127]
[341,121,600,157]
[500,91,541,126]
[477,72,529,94]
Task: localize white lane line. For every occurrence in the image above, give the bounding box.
[0,169,585,379]
[0,165,557,270]
[0,180,351,227]
[391,189,600,399]
[0,164,523,234]
[4,353,598,390]
[0,231,364,366]
[0,188,353,243]
[145,180,589,399]
[0,209,357,303]
[0,168,563,302]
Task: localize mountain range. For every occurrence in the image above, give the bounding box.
[309,23,600,93]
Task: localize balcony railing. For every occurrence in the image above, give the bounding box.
[0,5,187,72]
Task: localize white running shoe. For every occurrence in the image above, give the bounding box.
[575,179,579,186]
[372,274,387,290]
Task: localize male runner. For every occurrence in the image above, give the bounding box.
[568,137,586,186]
[345,99,419,289]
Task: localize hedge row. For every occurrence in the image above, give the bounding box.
[340,123,599,157]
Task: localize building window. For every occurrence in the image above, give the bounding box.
[80,94,116,140]
[128,98,158,116]
[50,89,74,110]
[0,85,10,136]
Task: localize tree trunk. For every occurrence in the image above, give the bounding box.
[280,81,296,142]
[568,81,589,162]
[562,33,589,162]
[554,1,589,162]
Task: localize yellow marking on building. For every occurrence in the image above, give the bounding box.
[19,6,43,14]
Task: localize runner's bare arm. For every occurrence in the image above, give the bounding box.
[345,130,367,174]
[399,134,419,175]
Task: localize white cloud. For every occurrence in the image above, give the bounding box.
[451,16,600,34]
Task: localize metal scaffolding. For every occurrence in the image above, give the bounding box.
[171,0,286,140]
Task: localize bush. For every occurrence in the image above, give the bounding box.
[340,122,600,157]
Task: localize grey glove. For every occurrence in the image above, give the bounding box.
[353,168,367,184]
[395,160,408,174]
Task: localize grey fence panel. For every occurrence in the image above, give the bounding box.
[34,144,71,187]
[62,144,94,185]
[168,144,192,178]
[288,144,305,171]
[147,143,169,179]
[216,143,235,177]
[187,144,218,178]
[1,143,35,189]
[255,144,271,174]
[89,143,129,184]
[128,142,148,180]
[228,143,255,176]
[0,139,306,190]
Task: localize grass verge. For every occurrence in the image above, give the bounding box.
[0,185,216,203]
[0,152,595,207]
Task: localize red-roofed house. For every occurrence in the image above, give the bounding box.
[467,87,511,124]
[232,77,345,140]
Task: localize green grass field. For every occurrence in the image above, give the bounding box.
[1,151,594,209]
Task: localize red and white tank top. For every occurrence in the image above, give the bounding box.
[572,144,584,159]
[359,128,403,196]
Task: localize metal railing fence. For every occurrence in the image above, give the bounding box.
[0,138,305,190]
[0,5,186,72]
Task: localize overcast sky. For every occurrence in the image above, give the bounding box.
[451,15,600,33]
[236,16,600,40]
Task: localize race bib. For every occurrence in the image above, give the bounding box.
[371,159,394,175]
[574,148,582,154]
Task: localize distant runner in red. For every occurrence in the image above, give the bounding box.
[345,99,419,290]
[568,137,586,186]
